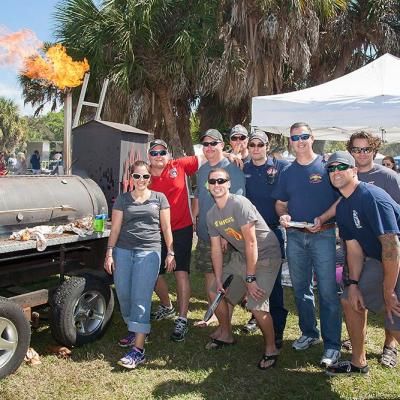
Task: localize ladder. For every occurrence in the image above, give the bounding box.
[72,73,109,128]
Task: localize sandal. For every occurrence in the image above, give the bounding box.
[257,353,278,370]
[380,345,397,368]
[205,338,235,350]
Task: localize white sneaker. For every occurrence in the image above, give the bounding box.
[321,349,341,367]
[292,335,321,350]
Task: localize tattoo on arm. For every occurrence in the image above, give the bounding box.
[379,234,400,262]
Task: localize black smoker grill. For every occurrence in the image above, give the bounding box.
[0,175,114,380]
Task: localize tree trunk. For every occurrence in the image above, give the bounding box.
[157,85,184,157]
[176,100,194,156]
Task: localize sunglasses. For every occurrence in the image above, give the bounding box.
[208,178,230,185]
[202,141,220,147]
[383,163,393,167]
[327,163,351,173]
[132,173,151,180]
[248,142,265,148]
[149,149,167,157]
[231,135,247,141]
[290,133,311,142]
[351,146,372,154]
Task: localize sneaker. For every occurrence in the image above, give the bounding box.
[320,349,341,367]
[117,347,146,369]
[170,317,189,342]
[292,335,321,350]
[326,360,369,376]
[241,317,258,334]
[150,304,176,321]
[118,331,136,348]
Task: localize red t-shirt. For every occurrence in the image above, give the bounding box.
[150,156,199,231]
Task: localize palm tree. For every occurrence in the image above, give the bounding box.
[0,97,27,154]
[54,0,221,156]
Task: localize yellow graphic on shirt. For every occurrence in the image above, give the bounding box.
[214,216,234,227]
[225,227,243,241]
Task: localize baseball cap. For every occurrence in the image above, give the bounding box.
[230,124,248,138]
[200,129,223,142]
[249,131,269,144]
[326,151,355,168]
[149,139,168,151]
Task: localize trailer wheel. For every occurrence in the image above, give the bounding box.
[0,297,31,379]
[50,275,114,347]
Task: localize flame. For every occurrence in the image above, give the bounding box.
[0,27,41,67]
[23,44,89,90]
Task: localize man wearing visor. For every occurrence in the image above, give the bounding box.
[325,151,400,375]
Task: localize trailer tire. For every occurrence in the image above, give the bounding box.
[50,275,114,347]
[0,297,31,379]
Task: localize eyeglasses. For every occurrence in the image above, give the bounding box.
[290,133,311,142]
[327,163,351,173]
[132,173,151,180]
[208,178,230,185]
[383,163,393,167]
[248,142,265,148]
[231,135,247,141]
[149,149,167,157]
[202,141,220,147]
[351,146,372,154]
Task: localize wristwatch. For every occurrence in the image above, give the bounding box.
[167,251,175,257]
[344,278,359,287]
[245,275,257,283]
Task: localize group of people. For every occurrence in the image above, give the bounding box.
[104,123,400,375]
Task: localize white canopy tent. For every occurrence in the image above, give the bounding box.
[251,53,400,142]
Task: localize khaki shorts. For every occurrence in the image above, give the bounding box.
[194,239,233,274]
[341,257,400,331]
[213,251,281,312]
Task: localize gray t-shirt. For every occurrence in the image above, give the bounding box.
[207,194,281,260]
[196,158,246,241]
[358,163,400,203]
[113,191,170,251]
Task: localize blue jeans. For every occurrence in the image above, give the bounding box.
[269,227,288,339]
[113,247,160,334]
[286,228,341,351]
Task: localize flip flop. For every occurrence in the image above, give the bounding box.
[205,338,236,350]
[257,354,278,370]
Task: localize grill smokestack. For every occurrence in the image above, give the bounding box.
[63,91,72,175]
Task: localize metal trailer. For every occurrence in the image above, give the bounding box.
[0,175,114,379]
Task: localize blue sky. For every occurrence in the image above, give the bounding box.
[0,0,57,114]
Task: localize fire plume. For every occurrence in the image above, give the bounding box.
[23,44,89,90]
[0,27,41,67]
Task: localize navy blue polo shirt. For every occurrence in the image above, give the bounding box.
[272,155,339,223]
[244,157,289,226]
[337,182,400,261]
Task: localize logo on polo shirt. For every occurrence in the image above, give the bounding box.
[309,173,322,184]
[169,168,178,178]
[352,210,362,229]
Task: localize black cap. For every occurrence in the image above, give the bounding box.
[326,151,355,168]
[230,124,248,138]
[200,129,223,142]
[149,139,168,151]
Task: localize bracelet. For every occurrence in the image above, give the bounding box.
[167,251,175,257]
[345,279,359,287]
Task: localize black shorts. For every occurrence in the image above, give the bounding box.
[160,225,193,275]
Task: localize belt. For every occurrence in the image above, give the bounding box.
[288,222,336,233]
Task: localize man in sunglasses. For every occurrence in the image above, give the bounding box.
[205,168,282,370]
[242,131,289,346]
[324,151,400,376]
[193,129,246,326]
[147,139,201,342]
[272,122,342,367]
[228,124,250,162]
[344,131,400,367]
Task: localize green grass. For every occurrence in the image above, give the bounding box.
[1,270,399,400]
